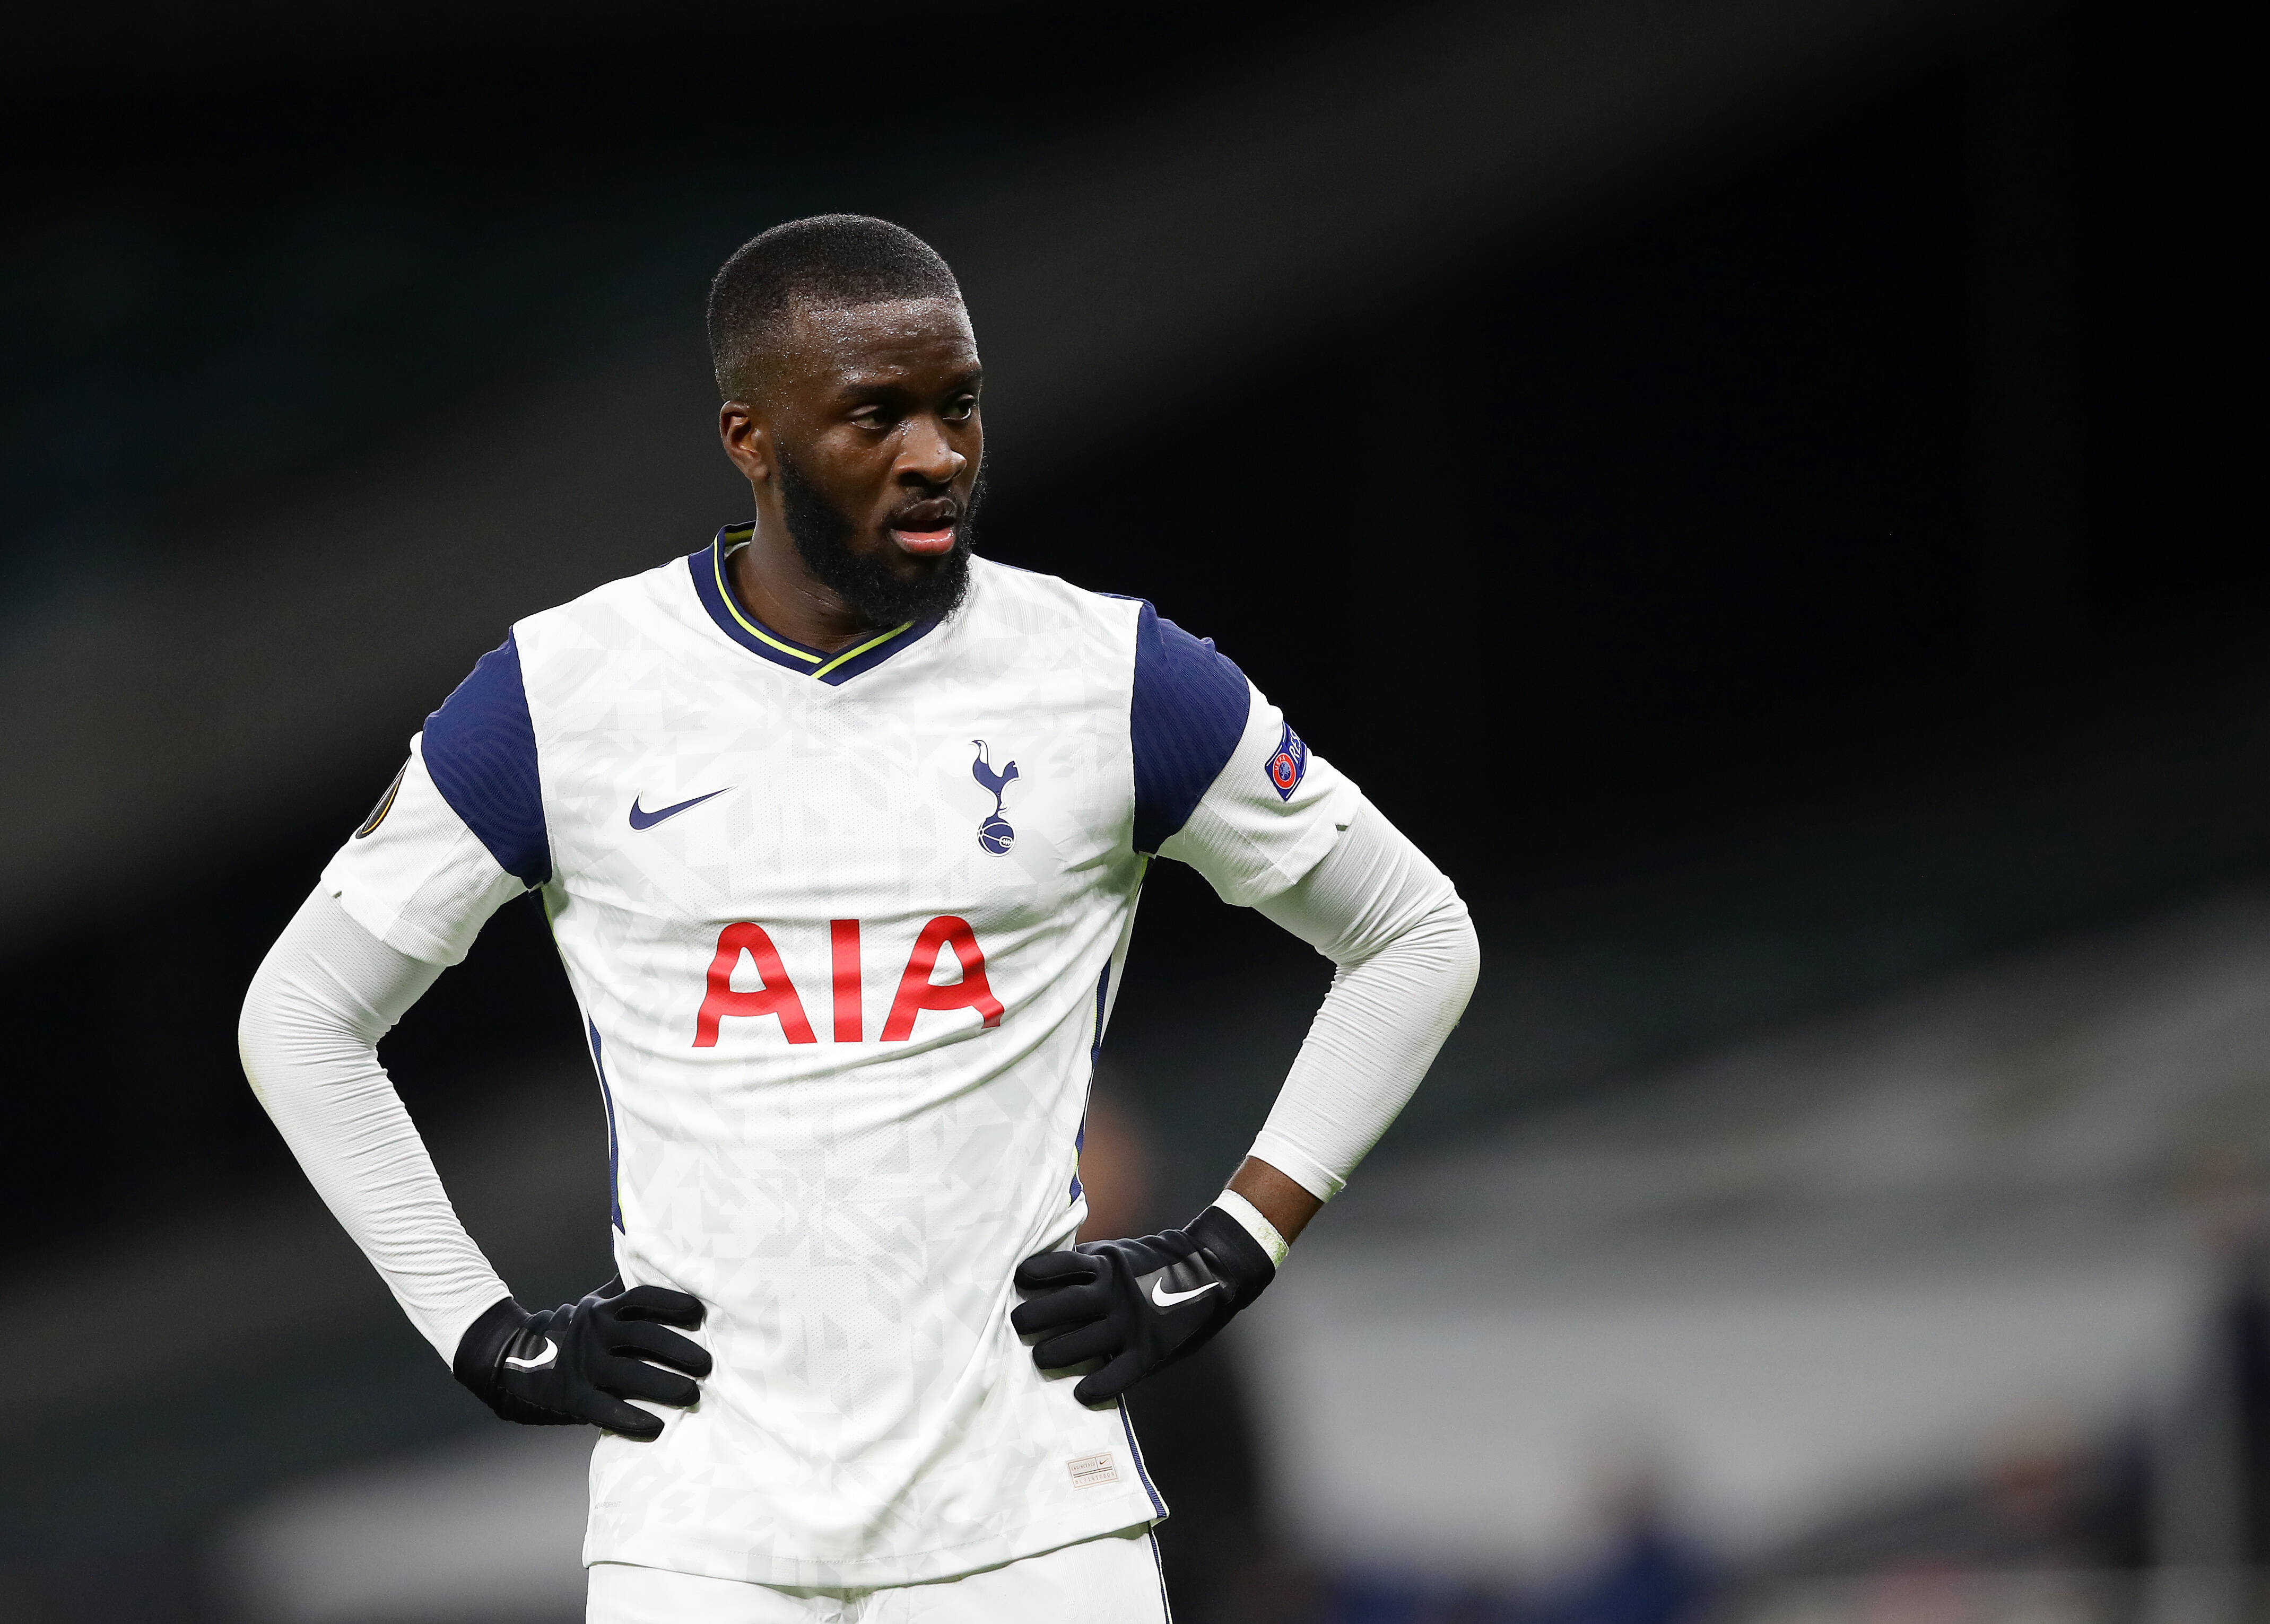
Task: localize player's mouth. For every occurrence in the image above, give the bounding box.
[886,498,960,557]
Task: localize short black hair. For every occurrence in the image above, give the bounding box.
[707,215,962,401]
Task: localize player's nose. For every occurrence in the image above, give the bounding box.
[896,414,966,486]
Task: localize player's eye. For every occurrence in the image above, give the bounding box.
[941,396,977,424]
[848,405,893,431]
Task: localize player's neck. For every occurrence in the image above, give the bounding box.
[727,523,895,654]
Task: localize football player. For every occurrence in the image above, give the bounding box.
[240,215,1478,1623]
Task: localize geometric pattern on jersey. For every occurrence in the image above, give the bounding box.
[321,545,1355,1591]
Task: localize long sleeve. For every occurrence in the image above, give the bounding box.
[1247,800,1480,1200]
[238,887,510,1360]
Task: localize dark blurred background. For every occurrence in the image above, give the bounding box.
[3,0,2263,1619]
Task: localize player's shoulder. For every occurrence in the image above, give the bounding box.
[960,561,1253,711]
[511,546,703,652]
[970,560,1240,653]
[964,555,1143,637]
[421,549,697,741]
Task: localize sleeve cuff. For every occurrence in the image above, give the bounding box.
[1245,1131,1344,1203]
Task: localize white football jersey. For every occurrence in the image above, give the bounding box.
[321,528,1357,1589]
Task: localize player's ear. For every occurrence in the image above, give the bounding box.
[718,400,776,485]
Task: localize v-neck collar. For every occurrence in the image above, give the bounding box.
[688,523,941,685]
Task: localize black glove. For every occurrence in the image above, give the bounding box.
[452,1277,710,1440]
[1012,1206,1276,1405]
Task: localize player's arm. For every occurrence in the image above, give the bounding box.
[237,639,708,1438]
[1015,609,1478,1402]
[1238,793,1476,1235]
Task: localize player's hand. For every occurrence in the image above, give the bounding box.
[1012,1207,1275,1404]
[452,1277,710,1440]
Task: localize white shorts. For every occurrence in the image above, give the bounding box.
[587,1525,1170,1624]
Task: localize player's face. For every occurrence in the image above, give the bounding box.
[769,296,984,575]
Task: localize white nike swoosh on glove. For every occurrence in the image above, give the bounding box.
[505,1338,559,1371]
[1151,1279,1222,1308]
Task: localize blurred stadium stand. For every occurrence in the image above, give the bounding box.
[2,0,2261,1618]
[1255,895,2270,1592]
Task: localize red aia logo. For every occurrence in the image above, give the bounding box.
[693,917,1003,1047]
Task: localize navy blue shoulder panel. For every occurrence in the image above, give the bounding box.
[422,633,550,887]
[1130,602,1253,854]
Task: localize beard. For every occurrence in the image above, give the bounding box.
[776,446,982,628]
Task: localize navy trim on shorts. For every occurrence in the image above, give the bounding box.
[1118,1401,1167,1520]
